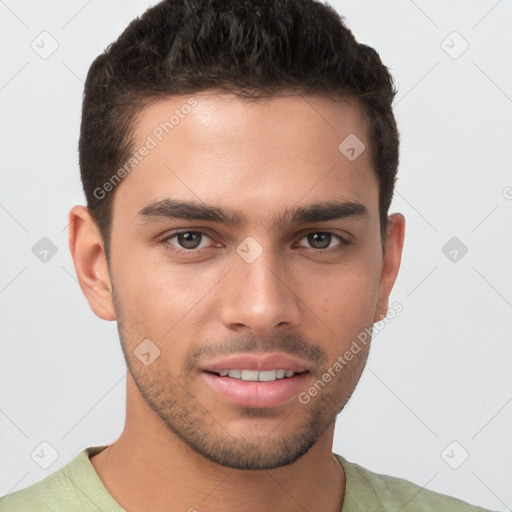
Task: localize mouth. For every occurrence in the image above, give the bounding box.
[205,368,306,382]
[200,353,312,408]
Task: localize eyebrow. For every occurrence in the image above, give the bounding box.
[136,198,368,227]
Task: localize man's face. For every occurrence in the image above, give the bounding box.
[101,92,397,469]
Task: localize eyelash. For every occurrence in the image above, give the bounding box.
[158,230,351,257]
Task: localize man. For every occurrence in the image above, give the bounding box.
[0,0,496,510]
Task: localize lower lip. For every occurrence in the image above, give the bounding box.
[202,372,309,408]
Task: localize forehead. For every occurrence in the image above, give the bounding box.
[133,92,369,152]
[113,92,378,225]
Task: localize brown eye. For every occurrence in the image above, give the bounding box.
[162,231,214,252]
[298,232,345,250]
[175,231,204,249]
[308,232,331,249]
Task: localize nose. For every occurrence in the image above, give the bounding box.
[219,245,302,338]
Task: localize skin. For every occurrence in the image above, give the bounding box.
[69,91,405,512]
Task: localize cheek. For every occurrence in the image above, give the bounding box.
[309,253,381,321]
[307,254,381,359]
[112,238,182,305]
[111,249,220,351]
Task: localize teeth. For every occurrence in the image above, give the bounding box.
[218,369,298,381]
[241,370,259,381]
[258,370,276,381]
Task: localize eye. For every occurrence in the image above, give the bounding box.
[296,232,347,250]
[162,231,215,252]
[158,229,350,258]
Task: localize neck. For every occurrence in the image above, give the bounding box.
[90,374,345,512]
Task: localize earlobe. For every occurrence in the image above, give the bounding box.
[374,213,405,322]
[68,205,116,321]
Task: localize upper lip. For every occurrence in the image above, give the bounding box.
[201,353,309,373]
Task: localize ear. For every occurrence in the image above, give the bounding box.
[68,205,116,321]
[374,213,405,322]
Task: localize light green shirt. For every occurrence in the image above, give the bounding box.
[0,445,495,511]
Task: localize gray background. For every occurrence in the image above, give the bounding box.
[1,1,511,510]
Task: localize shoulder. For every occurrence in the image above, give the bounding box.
[0,464,71,512]
[0,446,117,512]
[334,453,496,512]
